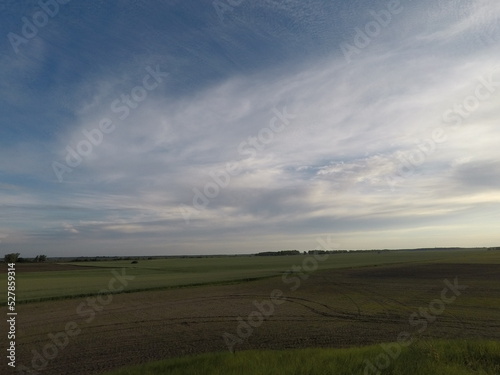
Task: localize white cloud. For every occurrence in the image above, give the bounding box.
[3,1,500,255]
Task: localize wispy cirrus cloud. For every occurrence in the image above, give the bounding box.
[1,0,499,255]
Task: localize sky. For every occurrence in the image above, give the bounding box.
[1,0,499,257]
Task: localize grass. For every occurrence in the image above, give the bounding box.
[2,248,498,304]
[101,339,500,375]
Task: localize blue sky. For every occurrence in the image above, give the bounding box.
[1,0,500,256]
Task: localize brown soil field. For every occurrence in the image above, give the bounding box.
[7,262,500,374]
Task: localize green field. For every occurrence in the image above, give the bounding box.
[3,248,498,304]
[102,339,500,375]
[3,249,500,375]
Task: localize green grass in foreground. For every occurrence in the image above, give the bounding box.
[103,340,500,375]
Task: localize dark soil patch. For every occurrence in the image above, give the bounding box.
[345,263,500,281]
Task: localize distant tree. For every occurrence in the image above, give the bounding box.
[4,253,20,263]
[35,255,47,262]
[256,250,300,256]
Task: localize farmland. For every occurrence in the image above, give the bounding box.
[3,248,493,304]
[102,340,500,375]
[2,249,500,374]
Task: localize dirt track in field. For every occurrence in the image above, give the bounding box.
[7,262,500,375]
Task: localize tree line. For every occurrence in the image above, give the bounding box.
[3,253,47,263]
